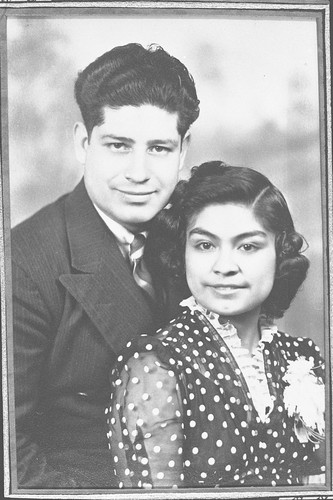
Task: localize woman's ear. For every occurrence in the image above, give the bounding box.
[73,122,89,165]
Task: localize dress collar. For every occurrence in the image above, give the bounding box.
[180,295,277,345]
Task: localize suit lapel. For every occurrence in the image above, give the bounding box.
[59,180,155,354]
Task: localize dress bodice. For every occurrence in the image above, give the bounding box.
[106,305,325,489]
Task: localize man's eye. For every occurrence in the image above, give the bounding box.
[150,145,170,154]
[107,143,128,151]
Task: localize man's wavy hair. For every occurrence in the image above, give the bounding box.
[74,43,200,139]
[147,161,309,319]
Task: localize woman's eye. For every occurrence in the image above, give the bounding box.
[240,243,256,252]
[197,241,214,251]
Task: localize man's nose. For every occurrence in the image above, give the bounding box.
[125,151,150,183]
[212,248,239,275]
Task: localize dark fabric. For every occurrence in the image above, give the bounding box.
[11,179,185,489]
[107,308,325,489]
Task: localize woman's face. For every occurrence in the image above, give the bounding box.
[185,203,276,320]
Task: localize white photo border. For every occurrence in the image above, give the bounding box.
[0,1,331,499]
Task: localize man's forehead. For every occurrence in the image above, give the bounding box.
[94,104,181,140]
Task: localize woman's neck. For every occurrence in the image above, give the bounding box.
[219,308,261,355]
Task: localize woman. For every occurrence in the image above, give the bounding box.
[106,161,325,489]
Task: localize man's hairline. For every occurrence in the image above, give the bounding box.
[85,104,190,144]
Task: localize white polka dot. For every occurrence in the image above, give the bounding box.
[216,439,223,447]
[231,447,237,454]
[168,460,175,468]
[171,434,177,441]
[201,432,208,439]
[153,445,161,453]
[152,408,159,416]
[208,457,215,465]
[192,447,199,454]
[157,472,164,479]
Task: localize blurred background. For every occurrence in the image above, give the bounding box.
[6,12,325,351]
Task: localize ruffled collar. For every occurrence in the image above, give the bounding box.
[180,295,277,348]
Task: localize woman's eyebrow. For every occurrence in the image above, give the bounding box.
[188,228,218,239]
[235,230,268,240]
[188,228,268,240]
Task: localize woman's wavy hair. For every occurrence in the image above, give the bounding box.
[147,161,309,319]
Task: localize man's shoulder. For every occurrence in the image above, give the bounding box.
[12,192,68,237]
[10,183,83,269]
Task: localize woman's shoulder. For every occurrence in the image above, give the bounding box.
[272,331,324,380]
[112,307,195,374]
[273,330,322,355]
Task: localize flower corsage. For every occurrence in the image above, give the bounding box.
[283,356,325,444]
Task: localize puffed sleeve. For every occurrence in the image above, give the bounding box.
[106,347,185,489]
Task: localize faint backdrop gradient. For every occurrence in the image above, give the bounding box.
[6,14,325,350]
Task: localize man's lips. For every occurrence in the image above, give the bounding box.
[210,284,246,291]
[117,189,156,196]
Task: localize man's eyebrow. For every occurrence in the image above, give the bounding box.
[99,135,179,147]
[188,228,268,240]
[146,138,179,147]
[100,134,134,143]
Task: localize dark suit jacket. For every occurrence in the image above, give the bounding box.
[11,180,184,488]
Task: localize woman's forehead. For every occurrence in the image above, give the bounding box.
[187,203,271,238]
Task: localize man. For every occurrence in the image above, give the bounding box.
[11,43,199,488]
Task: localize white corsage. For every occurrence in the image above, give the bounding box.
[283,356,325,444]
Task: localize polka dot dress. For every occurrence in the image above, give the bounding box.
[106,303,325,488]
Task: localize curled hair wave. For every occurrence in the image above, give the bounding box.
[147,161,310,319]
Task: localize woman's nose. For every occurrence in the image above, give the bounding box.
[212,248,239,275]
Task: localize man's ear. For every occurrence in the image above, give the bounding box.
[73,122,89,165]
[179,131,191,171]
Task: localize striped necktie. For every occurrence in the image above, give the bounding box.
[129,233,155,301]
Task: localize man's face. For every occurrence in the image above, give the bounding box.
[74,104,188,232]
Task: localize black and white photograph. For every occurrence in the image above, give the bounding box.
[0,1,332,498]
